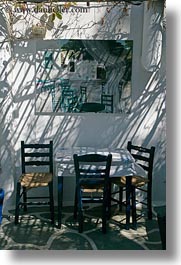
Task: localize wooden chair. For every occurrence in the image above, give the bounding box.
[51,85,62,112]
[73,153,112,233]
[127,141,155,220]
[60,79,70,86]
[61,90,76,112]
[80,86,87,103]
[15,141,54,225]
[101,94,113,113]
[40,81,55,93]
[110,141,155,225]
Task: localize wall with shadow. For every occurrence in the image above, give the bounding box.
[0,2,166,208]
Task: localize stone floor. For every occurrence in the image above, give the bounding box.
[0,205,163,250]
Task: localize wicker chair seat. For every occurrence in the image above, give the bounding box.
[20,172,53,189]
[112,175,149,188]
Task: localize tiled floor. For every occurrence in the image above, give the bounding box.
[0,205,163,250]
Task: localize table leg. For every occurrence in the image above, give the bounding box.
[57,175,63,228]
[131,185,137,229]
[125,176,131,230]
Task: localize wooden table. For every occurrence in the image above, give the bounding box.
[79,102,105,112]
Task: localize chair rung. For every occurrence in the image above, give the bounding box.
[25,152,50,158]
[110,197,120,203]
[27,196,50,199]
[82,197,103,203]
[137,200,147,206]
[111,191,120,196]
[25,161,50,166]
[136,187,147,192]
[20,201,50,206]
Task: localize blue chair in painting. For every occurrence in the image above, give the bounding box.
[101,94,114,113]
[80,86,87,103]
[61,90,77,112]
[0,188,4,224]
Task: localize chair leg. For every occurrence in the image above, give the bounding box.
[131,186,137,229]
[102,189,107,233]
[147,184,152,219]
[119,186,123,212]
[15,182,21,225]
[78,188,83,233]
[125,177,131,230]
[23,187,27,212]
[107,182,111,219]
[102,215,107,233]
[147,200,152,219]
[74,188,78,219]
[49,182,54,225]
[78,210,83,233]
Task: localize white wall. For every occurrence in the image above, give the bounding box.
[0,2,166,210]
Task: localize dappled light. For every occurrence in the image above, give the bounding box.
[0,205,162,250]
[0,0,166,221]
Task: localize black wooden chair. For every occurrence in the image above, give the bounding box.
[127,141,155,220]
[110,141,155,225]
[73,153,112,233]
[61,90,76,112]
[101,94,113,113]
[80,86,87,103]
[15,141,54,225]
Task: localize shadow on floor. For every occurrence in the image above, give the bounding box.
[0,205,163,250]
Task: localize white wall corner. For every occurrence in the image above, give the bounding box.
[141,0,164,72]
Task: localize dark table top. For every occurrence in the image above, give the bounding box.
[79,102,105,113]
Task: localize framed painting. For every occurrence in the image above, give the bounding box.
[35,39,133,114]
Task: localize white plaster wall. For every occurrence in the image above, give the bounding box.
[0,2,166,210]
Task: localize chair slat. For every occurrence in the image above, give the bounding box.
[24,161,51,166]
[133,154,150,163]
[24,143,51,149]
[129,144,152,154]
[137,163,149,172]
[24,152,51,158]
[79,168,106,174]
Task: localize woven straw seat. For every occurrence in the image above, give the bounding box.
[112,175,149,188]
[20,172,53,189]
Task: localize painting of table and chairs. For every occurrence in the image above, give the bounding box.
[35,39,132,114]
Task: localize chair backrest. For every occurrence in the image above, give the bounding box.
[61,90,75,112]
[101,94,113,113]
[40,81,55,93]
[62,90,74,99]
[73,153,112,187]
[61,84,71,91]
[80,86,87,103]
[51,87,61,112]
[127,141,155,182]
[61,79,70,86]
[21,141,53,174]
